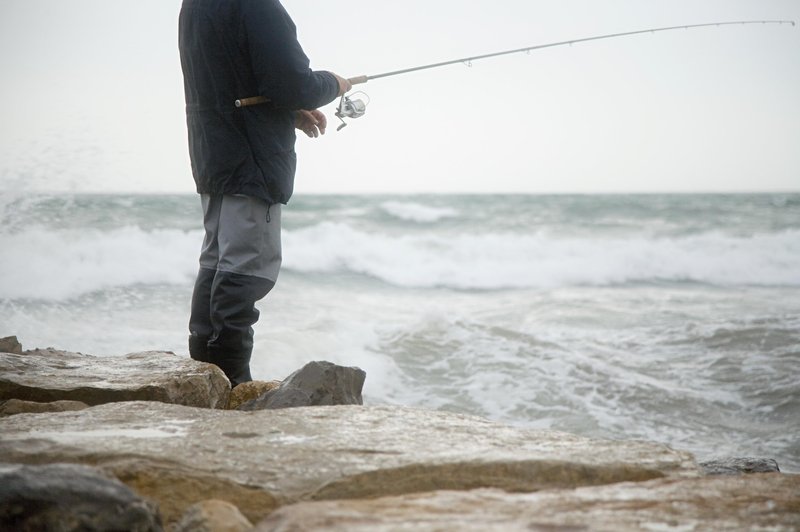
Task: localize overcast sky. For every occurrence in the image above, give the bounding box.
[0,0,798,194]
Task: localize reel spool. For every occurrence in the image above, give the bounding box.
[335,92,369,131]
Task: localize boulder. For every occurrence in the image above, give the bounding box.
[0,402,699,524]
[0,399,89,417]
[0,462,163,532]
[173,500,252,532]
[0,349,230,409]
[227,380,281,410]
[0,336,22,355]
[700,457,781,475]
[239,361,365,410]
[255,474,800,531]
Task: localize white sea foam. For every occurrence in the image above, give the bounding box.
[379,201,458,223]
[2,221,798,300]
[0,226,201,300]
[284,222,800,289]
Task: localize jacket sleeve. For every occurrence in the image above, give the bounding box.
[241,0,340,110]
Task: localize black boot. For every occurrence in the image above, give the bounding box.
[207,271,274,386]
[188,333,211,363]
[188,268,216,363]
[207,338,254,387]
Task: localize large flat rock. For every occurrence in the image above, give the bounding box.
[0,349,230,409]
[0,402,699,524]
[256,474,800,531]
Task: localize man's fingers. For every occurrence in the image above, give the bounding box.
[300,110,317,125]
[296,109,328,138]
[299,110,327,137]
[311,109,328,134]
[311,110,327,135]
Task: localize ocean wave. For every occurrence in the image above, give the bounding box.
[379,201,459,223]
[0,226,201,300]
[2,221,798,300]
[284,222,800,289]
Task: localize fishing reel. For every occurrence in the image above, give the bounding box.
[335,91,369,131]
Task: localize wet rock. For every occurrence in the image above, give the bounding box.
[0,336,22,355]
[173,500,252,532]
[0,399,89,417]
[0,349,230,409]
[0,402,699,524]
[239,361,365,410]
[227,380,281,410]
[0,462,163,532]
[255,474,800,531]
[700,457,781,475]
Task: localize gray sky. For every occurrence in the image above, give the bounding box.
[0,0,798,194]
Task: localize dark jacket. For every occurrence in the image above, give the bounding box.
[179,0,340,204]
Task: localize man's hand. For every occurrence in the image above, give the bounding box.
[295,109,328,138]
[332,73,352,97]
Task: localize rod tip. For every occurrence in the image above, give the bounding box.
[235,100,242,108]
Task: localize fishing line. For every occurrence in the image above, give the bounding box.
[234,19,795,129]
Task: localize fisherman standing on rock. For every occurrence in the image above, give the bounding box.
[178,0,351,385]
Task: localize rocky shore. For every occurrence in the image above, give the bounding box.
[1,336,797,531]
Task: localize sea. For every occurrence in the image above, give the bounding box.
[1,192,798,472]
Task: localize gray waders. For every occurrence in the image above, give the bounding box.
[189,195,281,386]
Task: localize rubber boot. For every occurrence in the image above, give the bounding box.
[188,268,216,363]
[207,336,254,387]
[207,271,274,387]
[188,333,211,363]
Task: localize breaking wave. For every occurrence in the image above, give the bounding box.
[285,222,800,289]
[0,226,202,300]
[379,201,459,223]
[2,219,798,300]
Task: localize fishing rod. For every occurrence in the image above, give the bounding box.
[234,19,795,130]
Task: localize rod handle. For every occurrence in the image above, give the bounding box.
[234,96,270,108]
[348,75,369,86]
[235,76,368,108]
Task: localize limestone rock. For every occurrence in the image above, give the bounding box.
[0,349,230,409]
[0,402,699,524]
[0,399,89,417]
[255,474,800,531]
[0,462,163,532]
[239,361,365,410]
[0,336,22,355]
[228,380,281,410]
[173,500,253,532]
[700,457,781,475]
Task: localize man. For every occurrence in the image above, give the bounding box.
[178,0,351,386]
